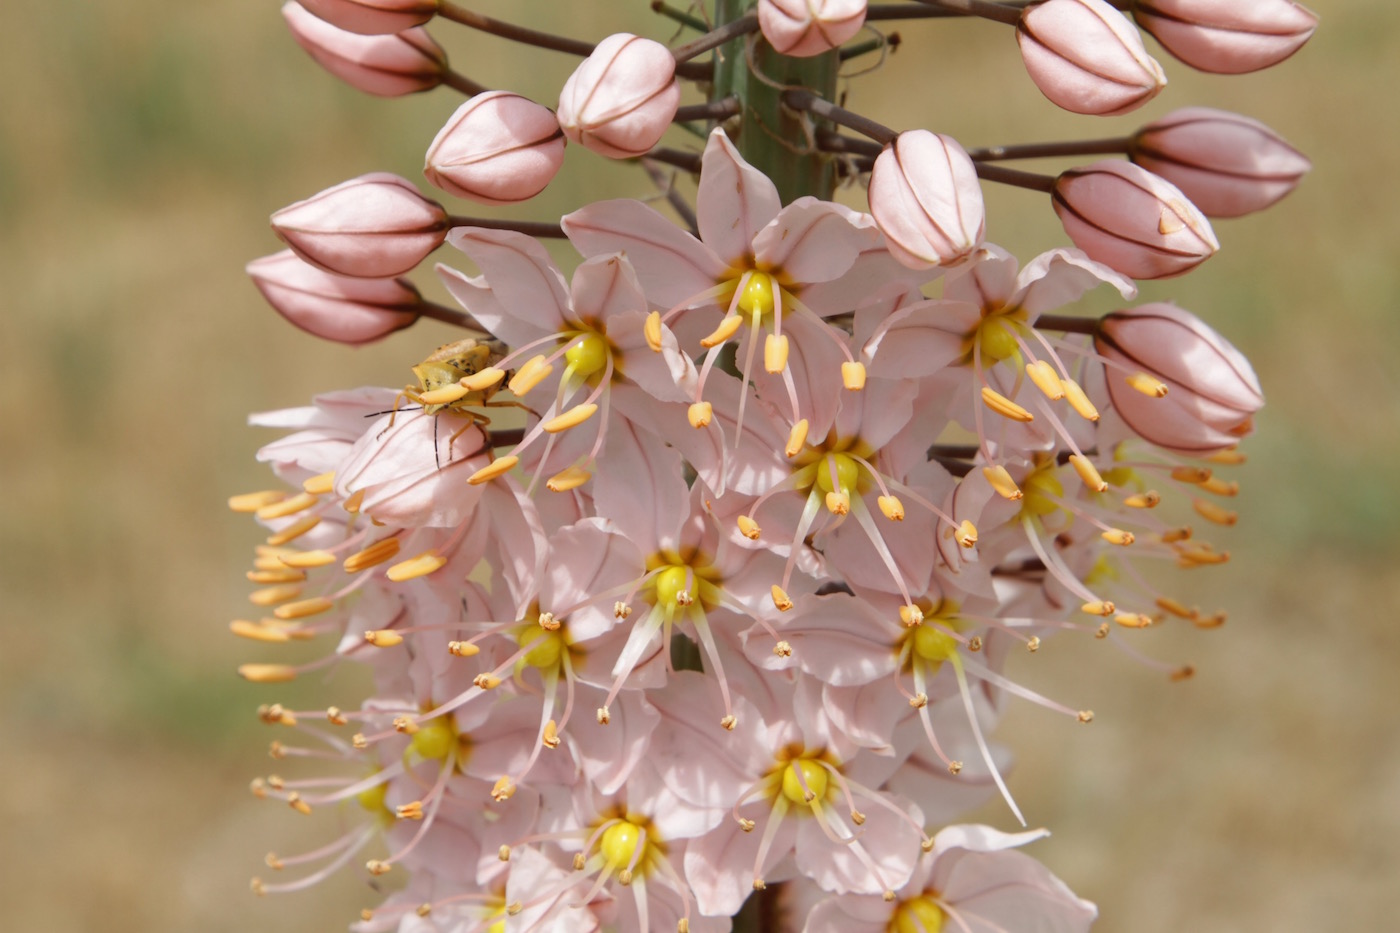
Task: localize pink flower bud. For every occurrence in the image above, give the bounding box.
[1095,303,1262,453]
[297,0,438,35]
[557,33,680,159]
[424,92,566,204]
[247,250,421,345]
[282,1,446,98]
[1133,0,1318,75]
[1017,0,1166,116]
[868,131,985,270]
[1129,108,1311,218]
[272,173,449,277]
[759,0,868,58]
[1053,160,1217,280]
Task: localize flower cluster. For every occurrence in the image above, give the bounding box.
[232,1,1311,930]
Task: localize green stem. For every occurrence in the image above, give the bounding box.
[711,0,839,204]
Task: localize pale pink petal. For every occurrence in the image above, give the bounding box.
[593,419,692,553]
[570,252,649,326]
[445,227,571,333]
[574,688,660,795]
[564,200,731,308]
[697,129,782,265]
[861,298,978,379]
[1011,247,1137,318]
[751,198,879,284]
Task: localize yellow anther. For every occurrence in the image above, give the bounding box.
[1192,498,1238,526]
[738,515,761,540]
[1155,597,1197,619]
[644,311,664,351]
[1070,454,1109,493]
[265,515,321,547]
[273,597,334,620]
[1124,491,1161,509]
[954,519,978,548]
[1077,710,1095,723]
[416,904,432,918]
[248,584,302,607]
[825,490,850,515]
[286,793,312,815]
[365,630,404,648]
[753,878,766,891]
[1095,623,1110,639]
[418,383,471,405]
[507,355,554,396]
[1193,611,1227,628]
[326,707,348,725]
[543,720,561,749]
[773,641,792,658]
[785,419,809,458]
[299,471,336,496]
[700,314,742,348]
[613,602,632,619]
[1026,359,1065,400]
[1171,466,1213,484]
[1080,600,1116,616]
[395,801,425,820]
[468,456,519,485]
[537,611,561,632]
[764,334,790,373]
[909,693,928,709]
[878,495,905,521]
[739,817,756,832]
[1161,526,1193,543]
[366,860,391,876]
[1126,372,1170,398]
[547,466,592,493]
[542,403,598,434]
[771,585,793,612]
[982,465,1023,500]
[1207,448,1246,465]
[491,777,516,802]
[386,551,448,581]
[246,567,306,585]
[238,664,297,684]
[596,707,610,725]
[230,619,291,643]
[343,538,402,574]
[1114,612,1154,629]
[1200,476,1240,497]
[841,361,867,391]
[460,367,506,392]
[899,604,923,627]
[687,401,713,429]
[1062,378,1099,421]
[980,386,1034,422]
[499,845,512,862]
[1170,665,1195,682]
[342,489,365,514]
[721,714,737,731]
[1027,636,1041,652]
[265,852,284,869]
[256,492,319,520]
[474,673,502,690]
[851,810,866,826]
[448,640,479,657]
[229,490,286,513]
[392,716,419,734]
[1101,528,1135,546]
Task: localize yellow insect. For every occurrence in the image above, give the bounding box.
[380,337,530,467]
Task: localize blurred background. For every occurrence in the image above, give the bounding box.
[1,1,1394,930]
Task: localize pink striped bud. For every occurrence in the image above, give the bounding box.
[272,173,449,277]
[557,33,680,159]
[424,92,566,204]
[282,1,445,97]
[868,131,985,270]
[1018,0,1166,116]
[298,0,438,35]
[248,250,421,345]
[759,0,868,58]
[1129,108,1311,218]
[1095,303,1262,453]
[1132,0,1318,75]
[1053,161,1217,280]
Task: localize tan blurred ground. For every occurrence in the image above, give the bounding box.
[1,1,1395,930]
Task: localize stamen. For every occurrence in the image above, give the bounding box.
[508,355,554,396]
[877,495,905,521]
[541,403,598,434]
[273,597,335,620]
[238,664,298,683]
[982,465,1023,500]
[364,630,404,647]
[1193,498,1238,526]
[738,515,761,540]
[343,538,402,574]
[1101,528,1135,546]
[1171,466,1213,485]
[468,456,520,485]
[230,619,292,643]
[249,584,302,607]
[1126,372,1170,397]
[644,311,664,351]
[1062,378,1099,421]
[246,567,305,585]
[546,466,592,492]
[687,401,713,428]
[1069,454,1109,493]
[980,386,1035,423]
[302,472,336,495]
[1200,476,1239,497]
[700,314,742,348]
[229,491,287,513]
[257,492,319,520]
[763,334,789,374]
[266,515,322,546]
[771,585,793,611]
[386,551,448,581]
[1026,359,1065,400]
[418,383,472,406]
[1124,491,1161,509]
[841,361,867,391]
[785,419,809,458]
[460,367,505,392]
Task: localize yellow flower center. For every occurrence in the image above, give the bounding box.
[780,759,829,805]
[564,332,609,379]
[736,272,778,320]
[410,719,457,761]
[913,625,958,663]
[891,896,945,933]
[976,316,1020,362]
[515,623,564,670]
[653,565,695,607]
[814,453,860,496]
[600,820,645,868]
[1020,469,1065,518]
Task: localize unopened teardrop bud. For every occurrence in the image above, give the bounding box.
[283,2,447,97]
[868,131,985,270]
[1017,0,1166,115]
[425,92,566,205]
[758,0,867,57]
[557,34,680,159]
[247,250,421,345]
[1131,0,1318,75]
